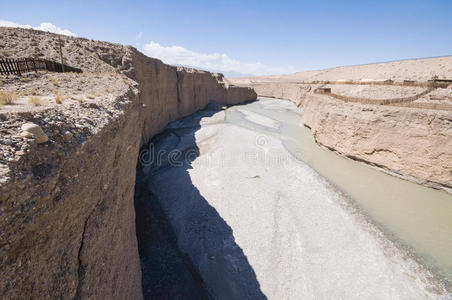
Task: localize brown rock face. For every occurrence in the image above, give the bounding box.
[243,82,314,107]
[303,95,452,190]
[1,95,145,300]
[0,28,256,300]
[129,50,255,143]
[229,58,452,192]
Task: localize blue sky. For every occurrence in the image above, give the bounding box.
[1,0,452,76]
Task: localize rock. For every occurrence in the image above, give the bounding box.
[0,28,257,300]
[20,131,33,138]
[205,100,222,111]
[62,131,73,142]
[229,69,452,191]
[20,123,48,144]
[303,94,452,189]
[87,103,100,109]
[0,138,12,145]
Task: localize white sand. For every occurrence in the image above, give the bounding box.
[144,102,446,299]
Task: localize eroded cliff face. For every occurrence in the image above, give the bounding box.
[242,82,314,107]
[246,84,452,191]
[229,62,452,192]
[0,86,144,300]
[0,28,256,299]
[128,49,254,143]
[303,95,452,190]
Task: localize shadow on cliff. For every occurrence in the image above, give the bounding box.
[134,104,267,300]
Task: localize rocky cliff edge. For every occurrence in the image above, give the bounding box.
[0,27,256,299]
[229,58,452,192]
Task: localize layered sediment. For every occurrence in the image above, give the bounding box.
[303,94,452,190]
[229,57,452,191]
[0,27,255,299]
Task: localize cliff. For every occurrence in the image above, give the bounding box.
[229,57,452,192]
[303,94,452,190]
[0,27,256,299]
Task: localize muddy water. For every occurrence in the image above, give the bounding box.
[226,97,452,287]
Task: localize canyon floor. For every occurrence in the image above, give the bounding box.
[229,56,452,192]
[135,98,449,299]
[1,26,451,299]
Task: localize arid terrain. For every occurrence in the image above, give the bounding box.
[1,25,452,300]
[0,27,255,299]
[229,57,452,192]
[232,56,452,83]
[135,98,449,299]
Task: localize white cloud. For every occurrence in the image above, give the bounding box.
[143,41,293,76]
[0,20,291,76]
[0,20,76,36]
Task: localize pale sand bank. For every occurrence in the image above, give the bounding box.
[138,100,448,299]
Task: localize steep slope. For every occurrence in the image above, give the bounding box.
[0,27,256,299]
[229,58,452,192]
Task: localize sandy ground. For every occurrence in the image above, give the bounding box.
[138,101,447,299]
[0,70,136,183]
[229,56,452,112]
[0,71,130,112]
[326,84,426,99]
[231,56,452,84]
[0,27,121,73]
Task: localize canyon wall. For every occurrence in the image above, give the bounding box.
[238,84,452,191]
[128,49,254,143]
[303,94,452,190]
[245,83,313,106]
[0,28,256,299]
[229,58,452,192]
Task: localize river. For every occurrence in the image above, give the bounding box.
[135,97,451,299]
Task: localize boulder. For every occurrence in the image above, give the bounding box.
[20,122,49,144]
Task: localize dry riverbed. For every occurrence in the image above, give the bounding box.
[135,99,449,299]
